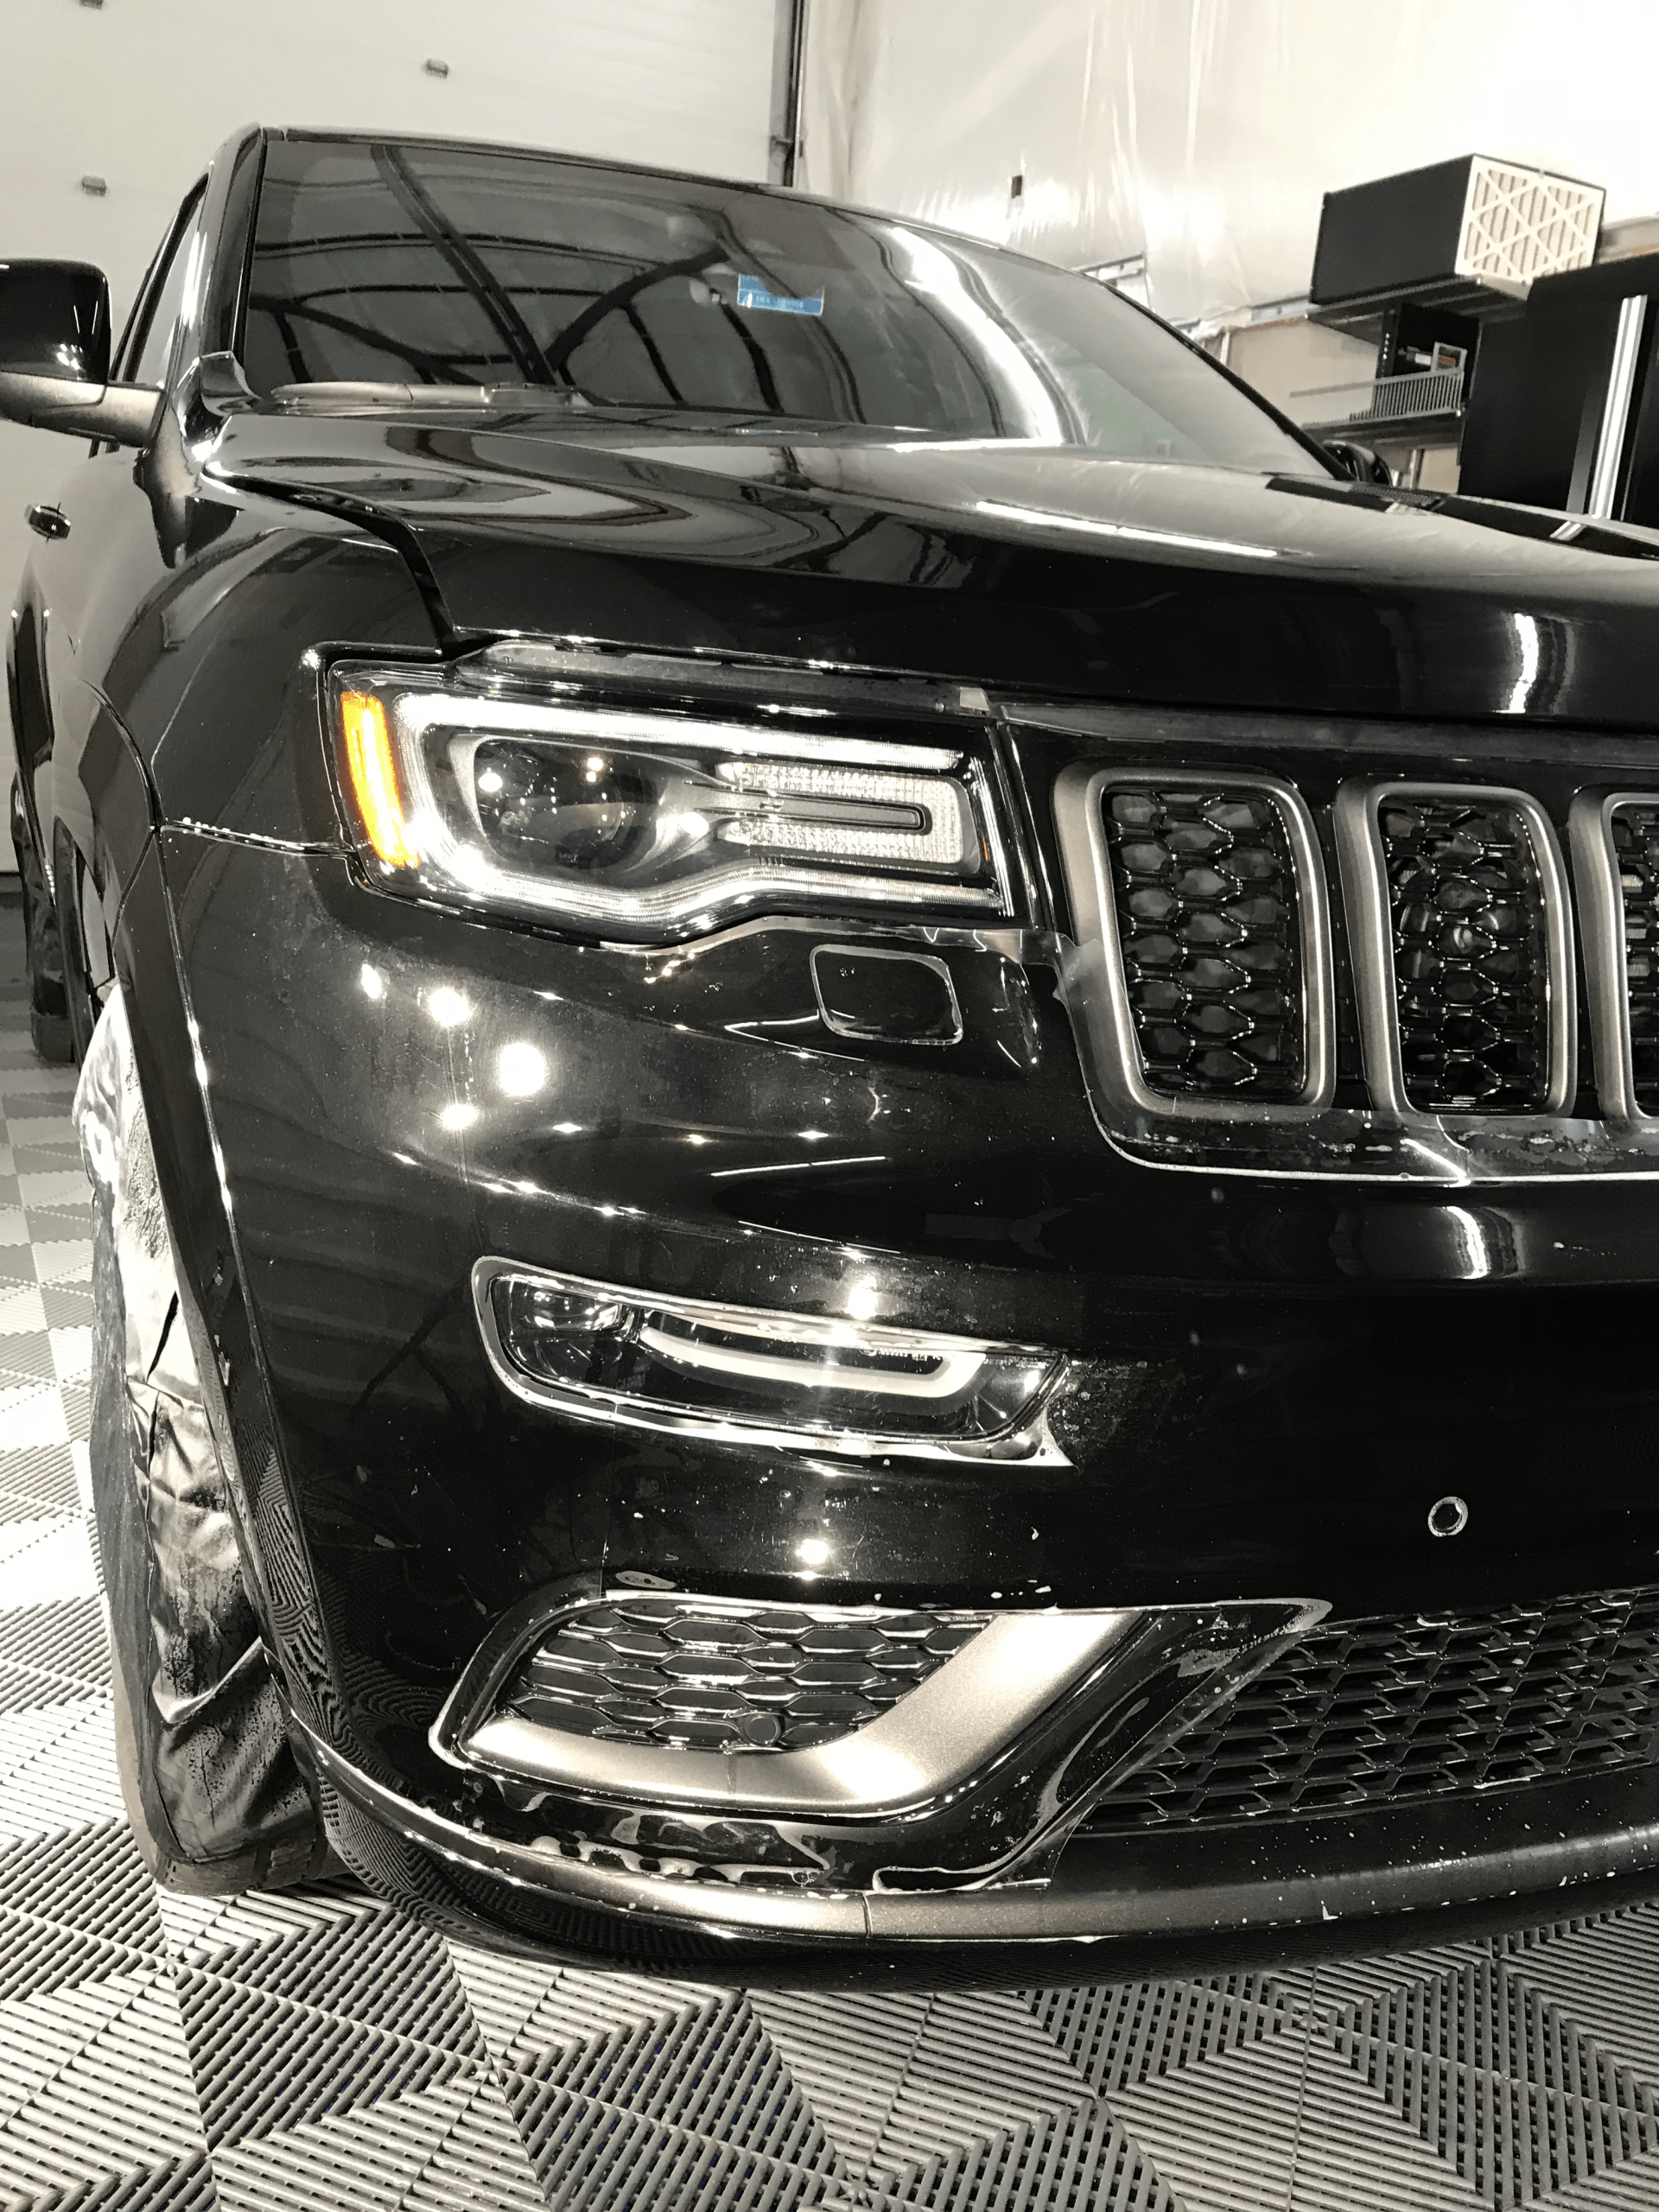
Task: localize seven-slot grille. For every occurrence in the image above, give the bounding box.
[1101,783,1306,1099]
[1081,771,1626,1122]
[1080,1586,1659,1834]
[1380,796,1551,1112]
[499,1594,987,1753]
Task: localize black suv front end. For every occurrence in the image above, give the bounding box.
[160,630,1659,1961]
[11,124,1659,1962]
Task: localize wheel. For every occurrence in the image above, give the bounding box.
[9,782,73,1064]
[79,985,332,1893]
[50,827,105,1065]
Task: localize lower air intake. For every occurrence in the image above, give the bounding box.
[1102,782,1306,1099]
[1380,794,1553,1110]
[1081,1585,1659,1834]
[501,1594,987,1753]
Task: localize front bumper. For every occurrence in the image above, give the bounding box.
[129,826,1659,1955]
[304,1717,1659,1958]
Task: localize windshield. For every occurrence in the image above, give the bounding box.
[242,137,1323,474]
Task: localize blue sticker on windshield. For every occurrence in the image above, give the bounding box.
[736,275,824,315]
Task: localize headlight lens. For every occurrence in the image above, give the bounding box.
[476,1261,1063,1453]
[328,658,1012,940]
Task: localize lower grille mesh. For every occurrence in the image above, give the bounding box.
[502,1594,986,1753]
[1083,1586,1659,1834]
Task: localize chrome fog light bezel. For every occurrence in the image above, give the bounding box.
[471,1255,1067,1461]
[426,1586,1329,1893]
[437,1600,1135,1817]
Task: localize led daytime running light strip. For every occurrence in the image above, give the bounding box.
[395,691,964,772]
[636,1318,987,1398]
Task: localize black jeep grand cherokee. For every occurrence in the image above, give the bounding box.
[5,124,1659,1963]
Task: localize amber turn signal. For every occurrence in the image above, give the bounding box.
[340,690,418,867]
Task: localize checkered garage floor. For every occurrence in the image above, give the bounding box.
[2,898,1659,2210]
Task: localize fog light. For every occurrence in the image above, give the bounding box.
[474,1260,1062,1452]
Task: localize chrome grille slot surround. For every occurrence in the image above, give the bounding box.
[1570,790,1659,1120]
[1611,800,1659,1109]
[1333,780,1577,1118]
[499,1593,988,1754]
[1052,762,1336,1123]
[1380,794,1552,1111]
[1102,783,1308,1100]
[1082,1585,1659,1834]
[1042,711,1659,1179]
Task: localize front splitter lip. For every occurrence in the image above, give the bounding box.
[299,1719,1659,1948]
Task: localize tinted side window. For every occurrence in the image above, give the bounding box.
[125,183,206,388]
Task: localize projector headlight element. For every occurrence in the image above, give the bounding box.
[329,660,1012,941]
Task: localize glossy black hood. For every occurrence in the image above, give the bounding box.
[207,406,1659,726]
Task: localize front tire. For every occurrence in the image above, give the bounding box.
[80,986,330,1893]
[10,782,72,1064]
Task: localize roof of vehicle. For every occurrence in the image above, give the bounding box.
[257,123,881,224]
[244,124,1103,289]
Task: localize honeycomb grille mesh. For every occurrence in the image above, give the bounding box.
[1381,795,1551,1111]
[500,1594,986,1753]
[1082,1586,1659,1835]
[1103,784,1306,1099]
[1611,800,1659,1111]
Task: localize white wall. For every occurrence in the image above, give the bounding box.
[798,0,1659,324]
[1221,322,1372,420]
[0,0,779,837]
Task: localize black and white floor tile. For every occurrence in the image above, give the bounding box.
[0,893,1656,2210]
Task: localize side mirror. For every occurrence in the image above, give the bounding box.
[0,259,162,448]
[1321,438,1394,486]
[0,260,110,378]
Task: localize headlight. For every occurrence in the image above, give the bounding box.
[328,656,1014,941]
[474,1259,1063,1456]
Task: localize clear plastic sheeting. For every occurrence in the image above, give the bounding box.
[75,988,324,1891]
[798,0,1659,327]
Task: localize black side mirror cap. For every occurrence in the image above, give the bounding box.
[1321,438,1394,486]
[0,259,111,381]
[0,258,162,448]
